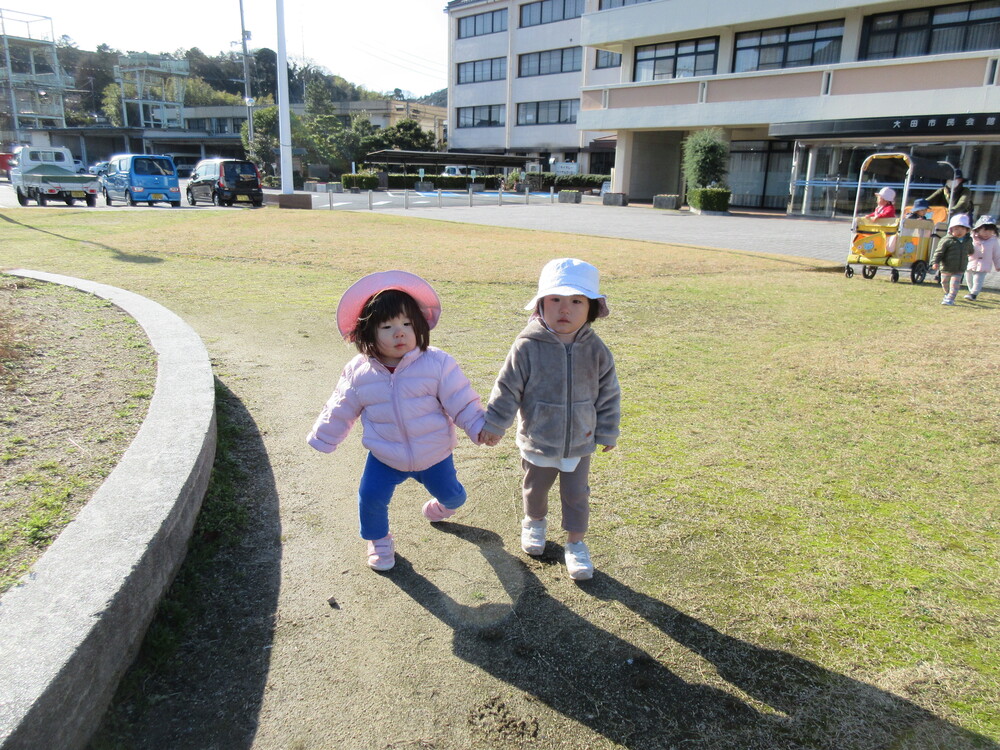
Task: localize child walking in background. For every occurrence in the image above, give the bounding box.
[480,258,620,581]
[932,214,973,305]
[965,215,1000,301]
[307,271,485,571]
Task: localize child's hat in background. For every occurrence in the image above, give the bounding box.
[337,270,441,339]
[912,197,930,210]
[948,214,972,230]
[876,186,896,201]
[973,214,997,230]
[525,258,609,318]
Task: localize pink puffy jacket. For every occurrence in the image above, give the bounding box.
[969,235,1000,273]
[307,346,485,472]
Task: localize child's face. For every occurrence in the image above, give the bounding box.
[375,314,416,364]
[974,226,996,240]
[950,226,969,238]
[540,294,589,339]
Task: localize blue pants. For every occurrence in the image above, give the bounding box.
[358,453,466,540]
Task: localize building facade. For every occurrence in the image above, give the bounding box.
[580,0,1000,212]
[447,0,619,173]
[0,9,70,150]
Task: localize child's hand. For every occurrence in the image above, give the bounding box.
[601,444,615,452]
[931,263,939,270]
[479,430,502,447]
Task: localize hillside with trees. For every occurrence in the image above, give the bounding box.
[55,37,442,176]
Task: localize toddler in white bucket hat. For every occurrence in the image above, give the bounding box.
[481,258,620,581]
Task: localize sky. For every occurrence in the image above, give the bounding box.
[7,0,450,97]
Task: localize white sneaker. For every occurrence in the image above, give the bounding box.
[564,541,594,580]
[521,518,547,556]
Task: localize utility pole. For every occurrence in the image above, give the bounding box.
[238,0,255,160]
[276,0,293,194]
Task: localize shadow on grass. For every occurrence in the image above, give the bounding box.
[87,379,281,750]
[0,211,164,264]
[389,523,997,750]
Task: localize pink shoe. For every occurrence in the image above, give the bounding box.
[366,534,395,571]
[422,499,456,523]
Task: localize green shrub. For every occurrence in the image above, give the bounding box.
[341,173,379,190]
[687,187,732,212]
[682,128,729,189]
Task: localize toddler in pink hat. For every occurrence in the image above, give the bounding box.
[307,271,486,571]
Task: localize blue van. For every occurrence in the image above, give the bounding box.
[101,153,181,207]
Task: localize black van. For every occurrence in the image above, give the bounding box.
[186,158,264,207]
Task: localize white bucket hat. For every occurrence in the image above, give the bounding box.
[525,258,609,318]
[876,186,896,201]
[948,214,972,230]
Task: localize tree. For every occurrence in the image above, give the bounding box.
[304,78,335,117]
[681,127,729,189]
[378,119,436,152]
[100,83,123,126]
[184,76,244,106]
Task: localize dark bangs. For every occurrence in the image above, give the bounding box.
[351,289,430,357]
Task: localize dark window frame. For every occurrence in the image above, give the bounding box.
[457,57,508,84]
[634,37,719,81]
[860,1,1000,60]
[596,50,623,69]
[520,0,584,28]
[518,47,583,77]
[457,9,508,39]
[516,99,580,125]
[733,20,844,73]
[456,104,506,128]
[599,0,655,7]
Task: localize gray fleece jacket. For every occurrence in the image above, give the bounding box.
[484,317,620,459]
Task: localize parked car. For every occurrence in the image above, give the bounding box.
[73,159,86,174]
[187,158,263,207]
[102,153,181,207]
[89,161,109,176]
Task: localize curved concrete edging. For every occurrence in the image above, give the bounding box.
[0,270,216,750]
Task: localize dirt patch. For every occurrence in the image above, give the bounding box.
[0,275,155,593]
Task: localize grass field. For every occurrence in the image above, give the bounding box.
[2,206,998,746]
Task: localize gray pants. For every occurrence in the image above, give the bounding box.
[521,455,592,534]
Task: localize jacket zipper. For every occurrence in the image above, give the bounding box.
[563,343,573,458]
[386,363,415,471]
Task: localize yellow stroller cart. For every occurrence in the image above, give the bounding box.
[845,153,952,284]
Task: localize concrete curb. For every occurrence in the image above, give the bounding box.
[0,271,216,750]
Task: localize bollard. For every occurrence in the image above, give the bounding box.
[498,188,502,206]
[368,190,373,210]
[438,189,442,208]
[329,191,333,210]
[404,189,409,210]
[468,188,473,207]
[550,187,555,204]
[525,186,530,205]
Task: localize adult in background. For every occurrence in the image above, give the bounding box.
[927,170,972,218]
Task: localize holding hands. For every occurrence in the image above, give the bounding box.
[479,429,502,447]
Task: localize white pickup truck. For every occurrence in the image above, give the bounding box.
[10,145,100,207]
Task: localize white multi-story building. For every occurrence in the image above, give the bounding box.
[449,0,1000,214]
[447,0,620,174]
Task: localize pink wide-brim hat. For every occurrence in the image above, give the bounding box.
[336,270,441,339]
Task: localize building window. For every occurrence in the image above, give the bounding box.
[519,47,582,77]
[634,37,718,81]
[861,1,1000,60]
[516,99,580,125]
[599,0,654,7]
[596,50,623,69]
[458,57,507,84]
[458,9,508,39]
[520,0,584,28]
[457,104,505,128]
[733,21,843,73]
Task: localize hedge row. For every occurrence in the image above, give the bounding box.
[519,172,610,191]
[339,173,501,190]
[688,187,732,212]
